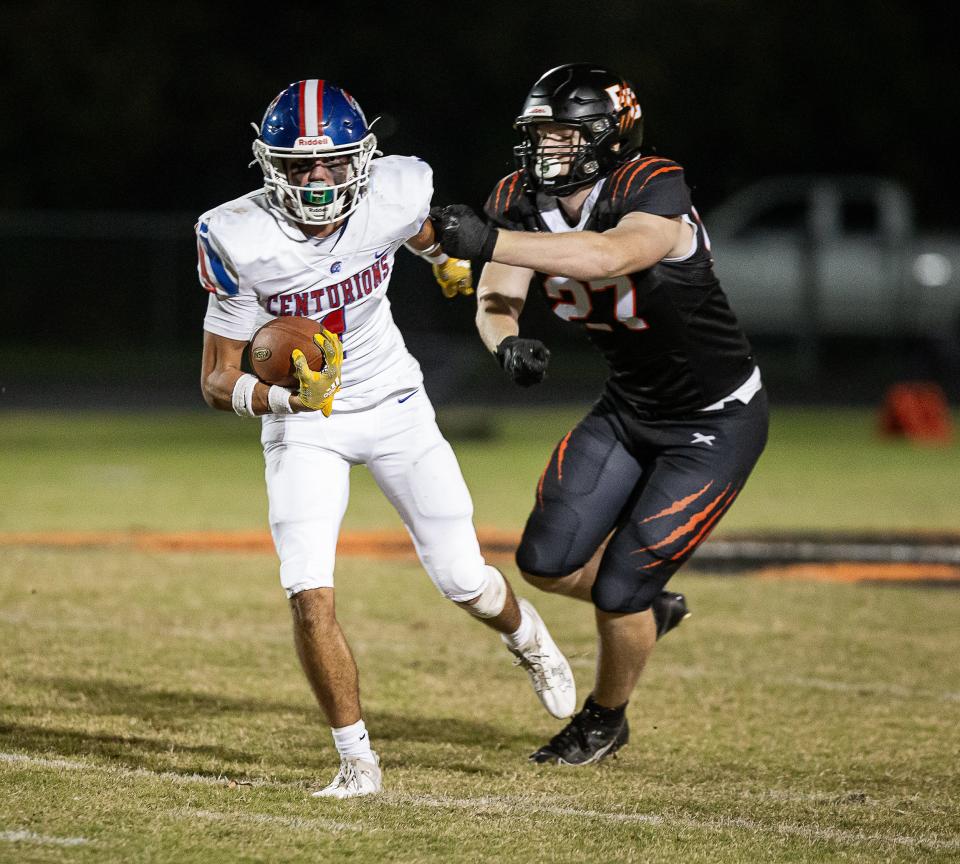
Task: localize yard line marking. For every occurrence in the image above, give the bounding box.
[0,752,298,789]
[380,794,960,852]
[1,752,88,771]
[0,829,88,847]
[174,807,361,834]
[3,752,958,852]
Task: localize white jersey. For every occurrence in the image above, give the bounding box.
[197,155,432,411]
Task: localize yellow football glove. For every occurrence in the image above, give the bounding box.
[292,329,343,417]
[432,257,474,298]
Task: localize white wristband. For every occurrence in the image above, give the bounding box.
[231,373,259,418]
[268,385,295,415]
[404,241,449,265]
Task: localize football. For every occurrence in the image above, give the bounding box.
[248,317,327,387]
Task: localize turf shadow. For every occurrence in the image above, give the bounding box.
[364,710,532,748]
[0,720,255,766]
[22,675,309,720]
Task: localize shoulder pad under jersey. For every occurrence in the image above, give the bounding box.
[483,170,531,230]
[604,156,691,218]
[195,192,273,297]
[366,155,434,240]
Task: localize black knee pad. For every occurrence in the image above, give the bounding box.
[517,502,596,576]
[515,501,592,577]
[592,572,668,614]
[591,548,676,613]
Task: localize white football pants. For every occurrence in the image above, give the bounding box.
[261,388,488,600]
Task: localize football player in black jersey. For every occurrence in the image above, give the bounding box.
[431,63,768,766]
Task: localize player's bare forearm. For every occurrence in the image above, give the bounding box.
[202,367,273,414]
[490,230,615,280]
[201,335,265,414]
[475,261,532,352]
[201,330,288,415]
[490,214,683,280]
[476,294,520,353]
[405,218,437,254]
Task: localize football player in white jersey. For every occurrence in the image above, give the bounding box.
[196,79,576,799]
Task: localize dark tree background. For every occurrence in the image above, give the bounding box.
[1,0,957,405]
[2,0,956,223]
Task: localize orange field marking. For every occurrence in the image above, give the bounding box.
[2,531,959,583]
[0,529,520,561]
[753,562,960,583]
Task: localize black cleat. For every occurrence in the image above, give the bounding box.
[652,590,691,640]
[529,701,630,765]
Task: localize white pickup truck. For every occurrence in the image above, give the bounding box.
[705,176,960,347]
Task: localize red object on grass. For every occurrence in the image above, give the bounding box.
[879,381,953,444]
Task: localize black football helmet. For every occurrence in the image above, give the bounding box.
[513,63,644,196]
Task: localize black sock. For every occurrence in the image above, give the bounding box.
[584,694,627,725]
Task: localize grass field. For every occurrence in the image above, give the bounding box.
[1,408,959,862]
[2,406,960,534]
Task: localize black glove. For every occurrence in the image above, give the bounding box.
[495,336,550,387]
[429,204,499,262]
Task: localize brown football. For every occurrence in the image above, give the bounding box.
[248,317,326,387]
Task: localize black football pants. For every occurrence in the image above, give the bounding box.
[516,388,769,613]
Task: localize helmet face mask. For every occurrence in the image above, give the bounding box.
[513,64,643,197]
[516,119,614,195]
[252,79,379,225]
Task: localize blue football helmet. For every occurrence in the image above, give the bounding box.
[252,80,379,225]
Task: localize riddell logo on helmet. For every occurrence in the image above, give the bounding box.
[525,105,553,117]
[295,136,334,148]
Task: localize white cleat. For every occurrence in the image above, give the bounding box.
[311,752,382,799]
[503,598,577,719]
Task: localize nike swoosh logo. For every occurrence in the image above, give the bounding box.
[358,733,367,741]
[374,247,390,259]
[397,389,419,404]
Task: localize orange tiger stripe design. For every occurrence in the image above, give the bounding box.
[536,461,549,510]
[556,431,572,483]
[668,486,740,561]
[637,557,666,570]
[631,484,731,554]
[493,176,509,212]
[639,480,714,524]
[494,172,521,212]
[505,172,521,207]
[536,430,573,509]
[634,486,740,570]
[623,164,682,198]
[611,157,671,200]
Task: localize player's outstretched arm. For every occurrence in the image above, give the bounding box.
[404,217,474,298]
[432,204,688,281]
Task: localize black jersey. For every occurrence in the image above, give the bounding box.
[484,157,755,417]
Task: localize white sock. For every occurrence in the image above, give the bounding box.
[331,719,374,762]
[504,605,537,651]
